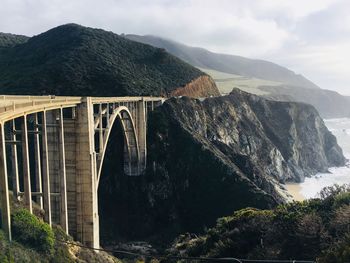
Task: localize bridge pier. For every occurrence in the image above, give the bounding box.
[136,99,147,171]
[22,115,32,213]
[34,113,43,209]
[0,123,11,240]
[46,110,68,233]
[58,109,68,233]
[75,98,99,249]
[42,111,52,226]
[64,112,78,239]
[10,120,20,200]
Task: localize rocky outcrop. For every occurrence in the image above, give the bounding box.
[142,89,344,232]
[169,75,220,98]
[168,89,344,182]
[98,89,345,244]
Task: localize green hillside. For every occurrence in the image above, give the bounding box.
[0,32,29,48]
[0,24,206,96]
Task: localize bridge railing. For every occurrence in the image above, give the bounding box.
[0,96,83,122]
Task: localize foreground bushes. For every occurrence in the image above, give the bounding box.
[12,209,54,253]
[168,185,350,262]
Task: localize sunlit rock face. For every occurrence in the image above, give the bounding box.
[151,88,344,181]
[143,89,345,234]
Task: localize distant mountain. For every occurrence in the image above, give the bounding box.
[0,32,29,48]
[126,34,350,118]
[261,86,350,118]
[0,24,219,97]
[125,34,319,89]
[201,67,350,118]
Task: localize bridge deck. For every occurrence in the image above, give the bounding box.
[0,95,164,123]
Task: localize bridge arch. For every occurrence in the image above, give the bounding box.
[96,106,140,185]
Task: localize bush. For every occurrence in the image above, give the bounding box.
[12,209,54,253]
[333,192,350,208]
[318,234,350,263]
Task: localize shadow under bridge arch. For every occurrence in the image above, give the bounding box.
[96,106,141,185]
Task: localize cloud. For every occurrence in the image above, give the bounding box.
[0,0,349,94]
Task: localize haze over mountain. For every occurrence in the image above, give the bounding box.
[125,34,318,90]
[126,34,350,118]
[0,24,219,97]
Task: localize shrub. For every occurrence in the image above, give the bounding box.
[12,209,54,253]
[318,234,350,263]
[333,192,350,208]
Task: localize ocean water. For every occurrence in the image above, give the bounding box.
[299,118,350,199]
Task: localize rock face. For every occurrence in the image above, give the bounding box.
[169,75,220,97]
[98,89,345,244]
[143,89,345,231]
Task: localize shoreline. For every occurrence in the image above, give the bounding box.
[285,183,306,201]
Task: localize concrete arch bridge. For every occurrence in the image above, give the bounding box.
[0,95,164,248]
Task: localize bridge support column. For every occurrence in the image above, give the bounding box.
[136,99,147,172]
[58,109,68,234]
[34,113,43,209]
[42,111,52,226]
[22,115,32,213]
[11,120,20,200]
[0,123,11,240]
[64,113,78,239]
[76,98,99,249]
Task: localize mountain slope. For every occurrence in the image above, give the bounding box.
[125,34,318,89]
[0,32,29,48]
[261,86,350,118]
[0,24,219,97]
[125,34,350,118]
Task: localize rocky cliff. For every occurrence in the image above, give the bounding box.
[145,89,344,229]
[98,89,345,245]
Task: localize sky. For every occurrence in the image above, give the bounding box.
[1,0,349,95]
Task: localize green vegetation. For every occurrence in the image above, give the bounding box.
[0,24,205,96]
[12,209,54,253]
[168,185,350,262]
[0,33,28,48]
[0,193,122,262]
